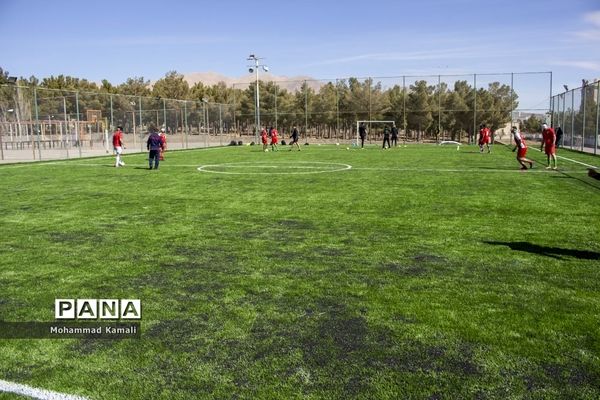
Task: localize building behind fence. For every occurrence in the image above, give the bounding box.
[0,72,553,162]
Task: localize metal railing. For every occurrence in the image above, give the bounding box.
[0,71,553,162]
[550,81,599,155]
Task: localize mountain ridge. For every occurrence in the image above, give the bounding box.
[181,71,323,92]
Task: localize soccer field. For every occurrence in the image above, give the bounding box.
[1,143,600,399]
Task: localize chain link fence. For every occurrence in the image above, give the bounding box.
[0,72,552,162]
[550,81,599,155]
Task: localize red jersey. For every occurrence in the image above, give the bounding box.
[542,128,556,146]
[271,129,278,144]
[159,133,167,147]
[513,131,527,158]
[261,130,268,144]
[112,130,123,147]
[479,127,490,144]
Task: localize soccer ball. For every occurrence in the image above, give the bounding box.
[346,147,350,150]
[336,143,340,146]
[264,149,269,152]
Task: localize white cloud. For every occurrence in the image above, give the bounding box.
[305,48,486,68]
[552,60,600,71]
[583,10,600,26]
[572,11,600,41]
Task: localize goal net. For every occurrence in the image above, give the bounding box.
[354,120,396,147]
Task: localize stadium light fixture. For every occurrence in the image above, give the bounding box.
[247,54,268,143]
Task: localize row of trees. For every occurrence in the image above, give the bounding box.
[1,68,520,141]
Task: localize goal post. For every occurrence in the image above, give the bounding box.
[355,120,396,146]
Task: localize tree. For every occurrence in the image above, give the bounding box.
[152,71,189,100]
[407,80,433,139]
[117,77,151,97]
[522,114,542,133]
[384,84,407,129]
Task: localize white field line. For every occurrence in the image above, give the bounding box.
[1,163,591,174]
[351,167,590,173]
[529,147,598,169]
[0,379,89,400]
[197,162,352,175]
[0,146,231,168]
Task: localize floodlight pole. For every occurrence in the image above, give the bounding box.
[247,54,268,144]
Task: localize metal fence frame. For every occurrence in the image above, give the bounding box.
[550,81,599,155]
[0,71,554,162]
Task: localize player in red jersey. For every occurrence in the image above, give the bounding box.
[540,123,557,170]
[261,128,268,152]
[478,124,491,153]
[159,128,167,161]
[270,127,279,151]
[112,126,125,167]
[511,126,534,170]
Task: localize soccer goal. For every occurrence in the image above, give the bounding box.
[354,120,396,147]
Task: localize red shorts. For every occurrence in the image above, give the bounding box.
[479,138,490,145]
[271,139,278,145]
[517,147,528,158]
[544,145,555,155]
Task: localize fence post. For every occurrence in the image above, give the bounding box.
[594,81,600,155]
[63,97,69,159]
[184,101,188,149]
[162,98,167,130]
[75,91,81,158]
[110,94,114,131]
[139,96,143,152]
[304,80,308,140]
[571,90,575,150]
[438,75,442,142]
[403,76,406,144]
[335,79,339,141]
[473,74,477,145]
[510,72,514,130]
[33,88,42,160]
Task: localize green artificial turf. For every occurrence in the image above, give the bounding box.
[1,143,599,399]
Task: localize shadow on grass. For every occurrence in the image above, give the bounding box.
[552,171,600,191]
[484,241,600,260]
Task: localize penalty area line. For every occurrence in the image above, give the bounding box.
[0,379,89,400]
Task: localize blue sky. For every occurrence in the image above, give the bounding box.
[1,0,599,101]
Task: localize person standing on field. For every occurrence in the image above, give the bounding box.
[540,123,557,169]
[159,128,167,161]
[511,126,534,170]
[261,127,268,152]
[112,126,125,167]
[382,126,391,149]
[391,124,399,147]
[478,124,491,153]
[555,126,563,147]
[290,126,301,151]
[147,126,163,170]
[270,127,279,151]
[359,123,367,148]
